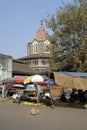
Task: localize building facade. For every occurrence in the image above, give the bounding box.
[0,53,12,82]
[27,24,50,56]
[17,23,51,75]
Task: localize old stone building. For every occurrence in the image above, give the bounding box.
[17,22,51,75]
[27,22,50,55]
[0,53,12,81]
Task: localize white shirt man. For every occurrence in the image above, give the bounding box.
[12,93,20,99]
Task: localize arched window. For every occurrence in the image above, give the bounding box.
[44,40,50,53]
[33,40,38,54]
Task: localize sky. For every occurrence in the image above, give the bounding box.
[0,0,73,59]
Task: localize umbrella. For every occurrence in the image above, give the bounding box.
[38,82,47,85]
[6,77,15,83]
[24,76,33,84]
[13,84,25,89]
[24,75,44,84]
[14,76,26,84]
[7,76,27,84]
[31,74,44,83]
[31,74,44,104]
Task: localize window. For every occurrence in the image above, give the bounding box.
[33,40,38,54]
[44,40,50,53]
[42,59,47,65]
[33,60,38,65]
[28,61,31,66]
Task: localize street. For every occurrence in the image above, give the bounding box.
[0,102,87,130]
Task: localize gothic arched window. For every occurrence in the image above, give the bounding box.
[44,40,50,53]
[33,40,38,54]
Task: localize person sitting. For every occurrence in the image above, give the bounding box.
[45,96,54,108]
[12,92,20,104]
[38,92,43,103]
[59,93,67,102]
[20,92,28,101]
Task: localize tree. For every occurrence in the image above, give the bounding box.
[44,0,87,72]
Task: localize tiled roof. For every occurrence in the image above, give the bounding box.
[27,53,50,59]
[34,26,48,41]
[16,53,50,60]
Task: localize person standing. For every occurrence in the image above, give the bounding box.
[4,82,9,98]
[1,83,6,98]
[38,92,43,103]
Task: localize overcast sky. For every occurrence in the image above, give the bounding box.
[0,0,73,59]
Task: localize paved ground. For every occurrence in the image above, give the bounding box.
[0,101,87,130]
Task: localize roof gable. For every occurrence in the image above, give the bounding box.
[34,26,48,41]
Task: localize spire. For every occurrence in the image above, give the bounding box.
[41,20,43,26]
[34,21,48,41]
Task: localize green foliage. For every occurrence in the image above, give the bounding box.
[44,0,87,72]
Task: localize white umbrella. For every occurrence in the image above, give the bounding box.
[31,74,44,83]
[31,74,44,104]
[13,84,25,88]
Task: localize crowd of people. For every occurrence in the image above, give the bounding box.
[0,82,54,107]
[1,82,87,107]
[59,88,87,104]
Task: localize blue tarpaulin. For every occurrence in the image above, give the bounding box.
[46,79,55,85]
[58,71,87,77]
